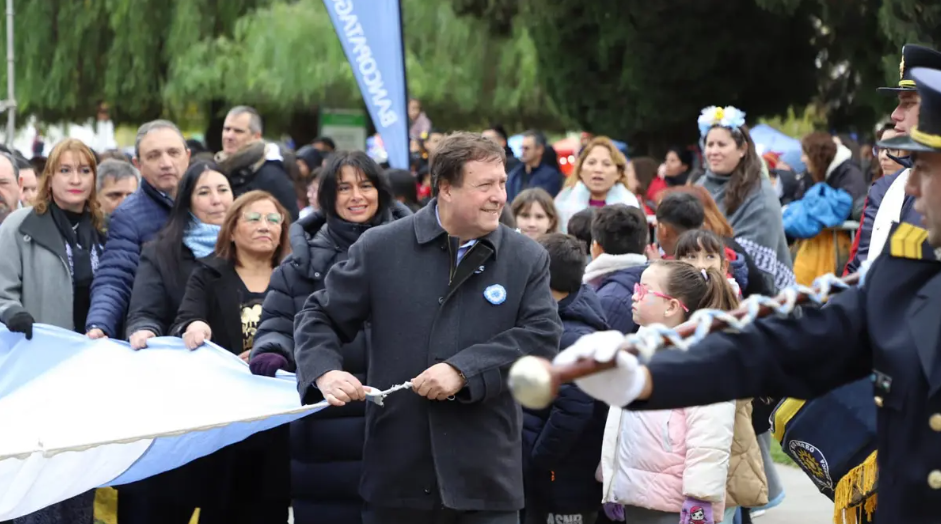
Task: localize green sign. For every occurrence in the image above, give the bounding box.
[320,109,367,152]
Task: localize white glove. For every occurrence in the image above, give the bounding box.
[553,330,648,407]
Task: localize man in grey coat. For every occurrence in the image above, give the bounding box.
[294,132,562,524]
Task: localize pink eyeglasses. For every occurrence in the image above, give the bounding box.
[633,283,689,313]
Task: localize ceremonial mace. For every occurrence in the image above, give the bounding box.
[509,272,861,409]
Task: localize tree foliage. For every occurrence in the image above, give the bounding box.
[0,0,272,124]
[455,0,941,151]
[5,0,941,147]
[515,1,820,153]
[165,0,554,133]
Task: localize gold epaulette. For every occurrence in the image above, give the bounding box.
[889,223,935,261]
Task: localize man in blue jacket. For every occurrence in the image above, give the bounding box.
[507,130,563,202]
[86,120,190,339]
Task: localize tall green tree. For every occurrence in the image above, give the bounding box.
[455,0,819,154]
[456,0,941,149]
[1,0,272,124]
[164,0,555,135]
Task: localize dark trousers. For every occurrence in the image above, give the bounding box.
[362,505,517,524]
[118,493,286,524]
[117,493,197,524]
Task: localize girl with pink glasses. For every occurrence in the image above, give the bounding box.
[598,261,765,524]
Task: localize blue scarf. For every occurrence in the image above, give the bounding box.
[183,215,222,258]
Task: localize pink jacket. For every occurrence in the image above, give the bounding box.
[598,402,735,515]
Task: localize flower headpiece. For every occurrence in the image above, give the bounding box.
[697,106,747,137]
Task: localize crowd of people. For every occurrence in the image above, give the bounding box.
[1,41,939,524]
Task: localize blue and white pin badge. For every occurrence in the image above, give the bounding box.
[474,265,486,274]
[484,284,507,305]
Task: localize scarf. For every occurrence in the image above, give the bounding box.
[325,207,390,251]
[183,215,222,258]
[582,253,648,285]
[49,202,103,286]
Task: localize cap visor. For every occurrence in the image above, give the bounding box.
[877,134,941,153]
[877,86,917,94]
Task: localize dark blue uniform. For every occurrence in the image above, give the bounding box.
[630,223,941,523]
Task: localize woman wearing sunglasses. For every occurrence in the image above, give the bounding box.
[170,190,292,522]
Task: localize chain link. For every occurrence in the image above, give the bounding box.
[625,273,853,362]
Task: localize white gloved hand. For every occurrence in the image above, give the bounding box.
[553,330,648,407]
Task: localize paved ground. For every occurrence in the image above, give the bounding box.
[759,463,835,524]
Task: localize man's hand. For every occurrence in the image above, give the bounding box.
[316,370,366,407]
[87,328,108,339]
[183,321,212,350]
[412,363,466,400]
[129,330,156,350]
[238,350,251,363]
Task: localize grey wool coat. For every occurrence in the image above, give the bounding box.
[294,199,562,512]
[0,207,76,329]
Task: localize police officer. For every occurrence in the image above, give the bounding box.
[555,66,941,523]
[846,44,941,274]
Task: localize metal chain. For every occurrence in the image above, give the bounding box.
[364,381,413,406]
[625,272,853,362]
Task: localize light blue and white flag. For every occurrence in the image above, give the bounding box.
[0,324,326,520]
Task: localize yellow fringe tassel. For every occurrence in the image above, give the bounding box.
[833,450,878,524]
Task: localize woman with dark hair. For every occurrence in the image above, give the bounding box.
[0,138,104,524]
[695,106,794,291]
[249,151,411,524]
[171,190,292,523]
[119,160,235,524]
[385,168,422,212]
[127,160,234,348]
[646,147,693,205]
[799,131,868,205]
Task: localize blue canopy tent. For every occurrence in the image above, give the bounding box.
[749,124,805,173]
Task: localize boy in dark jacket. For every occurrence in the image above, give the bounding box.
[523,233,610,524]
[583,205,649,334]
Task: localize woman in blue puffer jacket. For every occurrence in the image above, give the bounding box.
[248,151,411,524]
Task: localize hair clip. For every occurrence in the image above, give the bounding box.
[701,268,709,280]
[697,106,747,137]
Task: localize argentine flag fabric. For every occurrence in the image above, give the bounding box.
[0,324,326,520]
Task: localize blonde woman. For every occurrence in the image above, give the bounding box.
[554,137,640,232]
[0,138,104,524]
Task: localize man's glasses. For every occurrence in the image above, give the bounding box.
[633,283,689,312]
[873,145,906,159]
[243,211,283,225]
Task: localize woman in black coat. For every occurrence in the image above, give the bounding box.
[249,151,410,524]
[120,161,234,524]
[171,190,292,524]
[126,160,233,346]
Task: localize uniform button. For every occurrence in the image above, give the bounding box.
[438,297,444,304]
[874,396,883,408]
[314,272,321,278]
[930,414,941,432]
[929,470,941,490]
[424,488,432,494]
